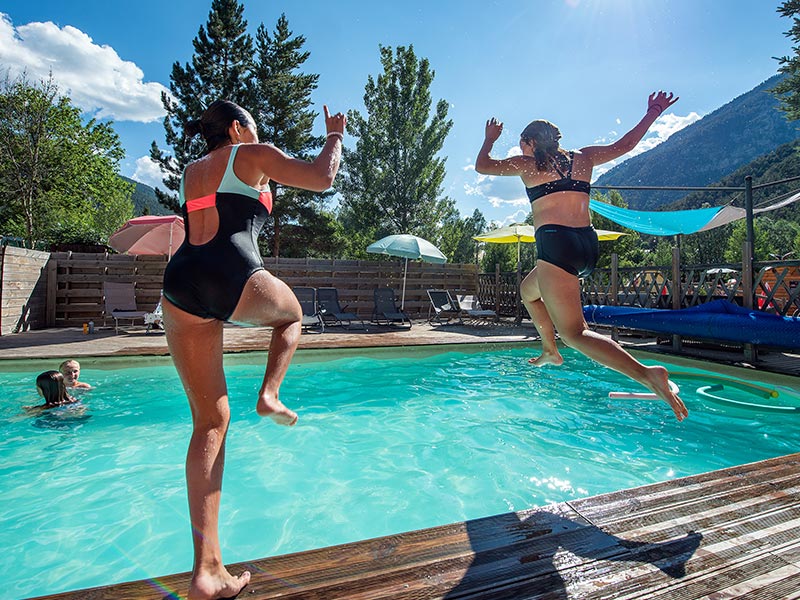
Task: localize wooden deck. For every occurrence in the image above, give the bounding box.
[33,453,800,600]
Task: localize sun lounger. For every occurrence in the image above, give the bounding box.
[103,281,148,333]
[453,294,498,323]
[372,288,412,328]
[317,287,366,329]
[292,287,325,333]
[426,289,463,325]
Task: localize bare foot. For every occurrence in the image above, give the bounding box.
[256,394,298,426]
[643,366,688,421]
[188,568,250,600]
[528,349,564,367]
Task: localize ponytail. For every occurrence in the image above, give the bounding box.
[520,120,568,172]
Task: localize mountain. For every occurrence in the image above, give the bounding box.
[122,176,173,216]
[668,138,800,217]
[593,75,800,210]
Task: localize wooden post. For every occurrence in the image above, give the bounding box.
[495,263,501,316]
[610,253,619,342]
[671,244,682,352]
[46,257,58,327]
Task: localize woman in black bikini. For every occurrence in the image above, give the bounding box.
[475,91,688,422]
[162,99,345,600]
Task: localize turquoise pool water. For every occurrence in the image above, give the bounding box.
[1,345,798,598]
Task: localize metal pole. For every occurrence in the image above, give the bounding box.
[745,176,755,258]
[743,175,756,362]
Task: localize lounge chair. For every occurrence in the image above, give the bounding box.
[103,281,148,333]
[426,289,463,325]
[292,287,324,333]
[454,294,498,323]
[317,287,366,329]
[372,288,412,328]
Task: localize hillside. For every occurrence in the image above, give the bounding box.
[668,138,800,218]
[593,74,800,210]
[122,176,173,216]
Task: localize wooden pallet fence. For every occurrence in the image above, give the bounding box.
[0,246,51,335]
[47,254,478,328]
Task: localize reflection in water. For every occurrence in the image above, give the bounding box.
[31,404,92,430]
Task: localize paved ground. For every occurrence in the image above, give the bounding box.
[2,318,799,379]
[0,320,542,360]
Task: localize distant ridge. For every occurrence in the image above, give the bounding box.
[593,74,800,210]
[122,176,173,216]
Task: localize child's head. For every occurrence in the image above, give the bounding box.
[59,360,81,384]
[36,371,70,406]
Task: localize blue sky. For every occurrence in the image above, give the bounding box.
[0,1,793,225]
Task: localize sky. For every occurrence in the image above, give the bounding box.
[0,1,794,226]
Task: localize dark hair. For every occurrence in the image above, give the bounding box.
[520,120,569,172]
[36,371,73,407]
[185,100,252,151]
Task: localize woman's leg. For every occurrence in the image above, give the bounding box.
[162,298,251,600]
[520,266,563,366]
[229,270,302,424]
[535,262,688,421]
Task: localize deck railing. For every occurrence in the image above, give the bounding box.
[478,258,800,318]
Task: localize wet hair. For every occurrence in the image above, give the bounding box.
[520,120,569,172]
[59,359,79,373]
[185,100,252,151]
[36,371,74,407]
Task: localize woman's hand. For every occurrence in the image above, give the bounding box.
[485,117,503,143]
[324,105,346,136]
[647,91,678,116]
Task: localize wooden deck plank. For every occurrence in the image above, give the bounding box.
[30,453,800,600]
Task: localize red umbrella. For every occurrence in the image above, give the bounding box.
[108,215,185,258]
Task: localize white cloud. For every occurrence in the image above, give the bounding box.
[0,13,170,123]
[132,156,165,189]
[487,195,528,209]
[591,111,702,179]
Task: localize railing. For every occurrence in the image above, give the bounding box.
[478,259,800,318]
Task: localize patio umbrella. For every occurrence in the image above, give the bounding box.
[108,215,185,259]
[366,234,447,309]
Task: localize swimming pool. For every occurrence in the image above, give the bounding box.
[2,344,798,598]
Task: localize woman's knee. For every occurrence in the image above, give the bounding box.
[554,321,590,347]
[520,277,539,303]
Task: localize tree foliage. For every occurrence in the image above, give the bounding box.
[337,45,454,256]
[150,0,254,212]
[772,0,800,121]
[251,14,332,258]
[0,73,132,247]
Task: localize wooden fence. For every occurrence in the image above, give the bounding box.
[45,253,479,329]
[0,246,51,335]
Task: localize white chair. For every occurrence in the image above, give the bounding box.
[143,297,164,333]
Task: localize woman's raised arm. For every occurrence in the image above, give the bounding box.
[581,91,678,167]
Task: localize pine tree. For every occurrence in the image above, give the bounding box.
[772,0,800,121]
[251,14,327,258]
[150,0,254,212]
[337,45,454,255]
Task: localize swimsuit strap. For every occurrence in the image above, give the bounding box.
[218,145,242,191]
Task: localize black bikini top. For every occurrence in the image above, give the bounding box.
[525,151,591,203]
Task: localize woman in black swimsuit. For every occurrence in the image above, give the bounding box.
[162,99,345,600]
[475,92,688,422]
